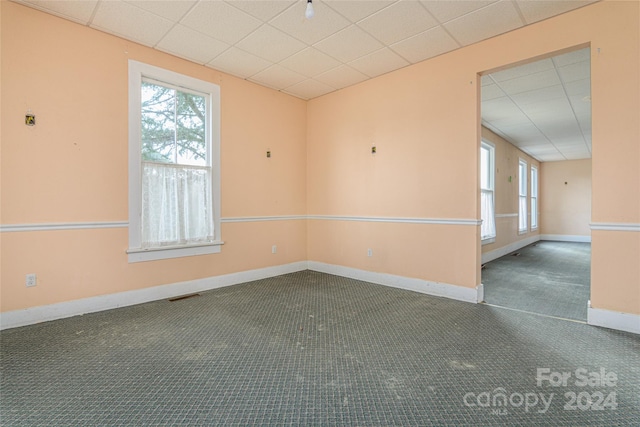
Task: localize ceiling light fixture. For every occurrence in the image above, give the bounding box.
[305,0,314,19]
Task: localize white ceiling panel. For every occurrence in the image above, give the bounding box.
[157,25,229,64]
[270,1,351,45]
[516,0,596,25]
[280,48,342,78]
[498,69,562,95]
[490,58,554,82]
[207,47,271,79]
[230,0,296,21]
[557,61,590,83]
[553,48,590,67]
[509,85,566,105]
[349,48,410,78]
[444,0,524,46]
[91,1,174,47]
[248,64,307,90]
[564,78,591,97]
[314,64,369,90]
[390,25,460,64]
[314,24,384,63]
[283,79,336,99]
[357,1,438,45]
[421,0,495,24]
[324,0,395,23]
[125,0,196,21]
[15,0,98,24]
[480,85,505,102]
[181,1,262,44]
[235,25,306,63]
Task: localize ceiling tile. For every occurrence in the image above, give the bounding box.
[181,1,262,44]
[207,47,271,79]
[125,0,196,21]
[236,25,306,63]
[248,64,306,90]
[509,84,566,105]
[229,0,296,21]
[497,69,561,95]
[490,59,554,82]
[157,25,229,64]
[444,0,524,46]
[280,48,341,78]
[348,48,409,78]
[357,1,438,45]
[553,47,590,67]
[390,25,460,64]
[269,1,351,45]
[516,0,597,24]
[421,0,495,23]
[481,75,494,86]
[91,1,174,47]
[324,0,395,23]
[314,25,384,63]
[15,0,98,24]
[481,84,506,101]
[557,61,590,83]
[564,78,590,97]
[481,97,521,121]
[314,65,369,90]
[283,79,336,100]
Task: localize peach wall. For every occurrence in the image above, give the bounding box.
[307,0,639,314]
[540,159,592,237]
[481,127,540,254]
[0,2,307,312]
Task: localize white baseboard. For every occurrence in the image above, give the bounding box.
[0,261,308,330]
[308,261,483,304]
[587,301,640,335]
[540,234,591,243]
[481,235,541,264]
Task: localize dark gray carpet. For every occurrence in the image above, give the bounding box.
[1,270,638,426]
[482,241,591,321]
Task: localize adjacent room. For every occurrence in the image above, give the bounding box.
[2,0,639,425]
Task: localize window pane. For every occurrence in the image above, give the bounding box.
[141,82,176,163]
[480,146,489,190]
[176,91,207,166]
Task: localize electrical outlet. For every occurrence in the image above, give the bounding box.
[367,248,373,257]
[26,274,37,287]
[272,245,277,254]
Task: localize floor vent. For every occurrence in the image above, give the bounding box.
[511,252,521,256]
[168,293,200,302]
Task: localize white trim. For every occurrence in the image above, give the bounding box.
[0,261,308,330]
[127,241,224,263]
[590,222,640,232]
[481,234,541,264]
[308,261,483,304]
[587,301,640,335]
[495,213,518,218]
[0,222,128,233]
[222,216,307,223]
[540,234,591,243]
[307,215,481,226]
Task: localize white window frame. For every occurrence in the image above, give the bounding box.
[531,165,538,230]
[127,60,222,263]
[518,159,528,234]
[480,141,496,244]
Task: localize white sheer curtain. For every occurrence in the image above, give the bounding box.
[142,162,213,248]
[481,189,495,240]
[519,195,527,232]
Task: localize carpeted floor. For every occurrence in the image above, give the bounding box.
[482,241,591,321]
[1,270,638,426]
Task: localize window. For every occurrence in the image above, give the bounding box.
[480,141,496,242]
[518,159,528,234]
[128,61,221,263]
[531,166,538,230]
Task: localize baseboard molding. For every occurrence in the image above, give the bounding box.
[540,234,591,243]
[308,261,483,304]
[481,235,541,264]
[587,301,640,335]
[0,261,308,330]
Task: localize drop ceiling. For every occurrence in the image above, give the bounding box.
[14,0,597,101]
[481,47,592,162]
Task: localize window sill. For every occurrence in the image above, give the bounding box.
[518,230,527,235]
[127,240,224,263]
[481,237,496,246]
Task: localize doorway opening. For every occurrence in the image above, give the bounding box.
[479,46,592,322]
